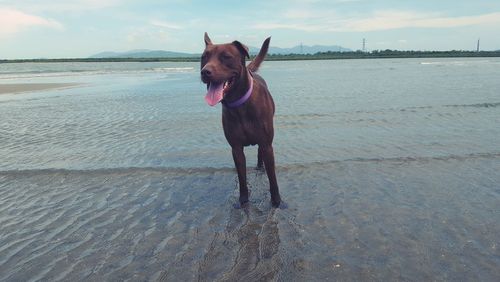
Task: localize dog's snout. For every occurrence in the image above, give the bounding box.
[201,68,212,77]
[201,64,215,78]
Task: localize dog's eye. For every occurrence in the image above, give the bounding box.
[220,53,233,61]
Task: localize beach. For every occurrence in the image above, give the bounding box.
[1,156,499,281]
[1,59,499,281]
[0,83,80,95]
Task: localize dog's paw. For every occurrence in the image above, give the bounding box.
[272,200,288,209]
[256,164,265,172]
[233,201,249,209]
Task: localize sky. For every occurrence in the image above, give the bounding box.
[1,0,500,59]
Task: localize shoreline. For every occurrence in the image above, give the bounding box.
[1,51,500,64]
[0,83,81,95]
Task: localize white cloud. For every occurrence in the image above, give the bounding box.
[56,0,121,10]
[253,10,500,32]
[126,27,171,43]
[252,22,320,32]
[150,20,182,30]
[126,19,182,44]
[337,10,500,32]
[0,7,63,38]
[0,0,122,13]
[284,9,316,20]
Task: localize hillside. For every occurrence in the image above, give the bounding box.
[90,49,198,58]
[90,44,352,58]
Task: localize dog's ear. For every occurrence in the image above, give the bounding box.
[232,40,250,59]
[204,32,212,46]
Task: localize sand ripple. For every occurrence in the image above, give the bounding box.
[1,155,500,281]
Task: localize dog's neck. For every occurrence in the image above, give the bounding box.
[222,69,253,108]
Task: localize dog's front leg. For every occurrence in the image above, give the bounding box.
[232,146,249,208]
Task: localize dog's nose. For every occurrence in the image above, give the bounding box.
[201,68,212,77]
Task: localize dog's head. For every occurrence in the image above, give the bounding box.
[201,32,250,106]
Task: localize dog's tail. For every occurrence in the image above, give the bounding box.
[247,37,271,73]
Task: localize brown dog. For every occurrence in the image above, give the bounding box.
[201,33,285,209]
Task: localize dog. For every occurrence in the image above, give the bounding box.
[201,33,285,209]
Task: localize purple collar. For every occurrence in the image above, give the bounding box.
[223,72,253,108]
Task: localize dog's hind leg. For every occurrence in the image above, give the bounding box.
[257,146,264,170]
[260,144,283,208]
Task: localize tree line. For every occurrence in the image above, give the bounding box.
[1,50,500,63]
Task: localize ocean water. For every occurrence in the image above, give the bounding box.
[0,58,499,281]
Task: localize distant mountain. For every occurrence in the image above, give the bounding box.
[89,44,351,58]
[89,49,197,58]
[250,44,351,55]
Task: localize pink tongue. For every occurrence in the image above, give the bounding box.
[205,82,224,106]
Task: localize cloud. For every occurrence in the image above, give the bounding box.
[253,10,500,32]
[150,20,182,30]
[338,10,500,32]
[0,0,122,13]
[0,7,63,38]
[47,0,122,12]
[252,23,320,32]
[125,19,183,44]
[126,27,171,43]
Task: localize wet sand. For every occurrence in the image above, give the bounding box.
[1,156,499,281]
[0,83,80,95]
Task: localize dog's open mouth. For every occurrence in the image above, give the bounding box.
[205,77,234,106]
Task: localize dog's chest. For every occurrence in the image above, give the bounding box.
[240,120,261,145]
[222,112,266,146]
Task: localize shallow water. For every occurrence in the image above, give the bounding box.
[0,58,499,281]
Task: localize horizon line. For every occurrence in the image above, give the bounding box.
[2,50,500,62]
